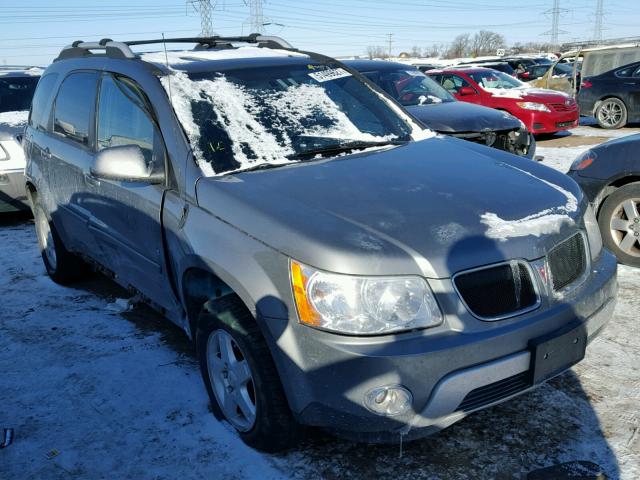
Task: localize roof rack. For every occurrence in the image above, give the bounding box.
[54,34,294,62]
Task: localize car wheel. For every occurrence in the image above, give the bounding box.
[196,295,299,452]
[32,200,88,284]
[595,98,628,129]
[598,183,640,267]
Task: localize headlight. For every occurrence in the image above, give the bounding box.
[516,101,550,112]
[584,205,602,261]
[290,260,442,335]
[570,149,597,171]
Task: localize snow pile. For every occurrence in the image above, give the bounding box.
[164,72,400,176]
[484,87,529,99]
[0,110,28,127]
[480,165,578,241]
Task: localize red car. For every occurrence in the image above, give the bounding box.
[427,67,579,134]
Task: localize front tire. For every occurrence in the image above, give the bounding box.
[196,296,299,452]
[595,98,628,129]
[32,199,88,284]
[598,183,640,267]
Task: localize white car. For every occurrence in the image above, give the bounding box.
[0,66,41,213]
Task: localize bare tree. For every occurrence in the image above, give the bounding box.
[426,43,444,58]
[470,30,506,57]
[365,45,389,59]
[445,33,471,59]
[410,45,422,58]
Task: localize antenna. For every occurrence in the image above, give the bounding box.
[161,33,174,108]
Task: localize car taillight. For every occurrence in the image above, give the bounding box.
[581,80,593,89]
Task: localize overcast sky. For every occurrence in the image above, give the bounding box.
[1,0,638,66]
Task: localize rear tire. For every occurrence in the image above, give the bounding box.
[595,98,628,129]
[32,198,88,284]
[598,183,640,267]
[196,295,299,452]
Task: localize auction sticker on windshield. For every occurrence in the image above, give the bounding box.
[308,68,352,83]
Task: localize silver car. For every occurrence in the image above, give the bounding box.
[24,37,617,451]
[0,66,41,212]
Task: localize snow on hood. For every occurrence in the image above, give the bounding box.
[0,110,28,127]
[162,69,426,176]
[480,164,578,241]
[484,86,531,99]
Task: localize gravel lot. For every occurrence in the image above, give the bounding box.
[1,122,639,479]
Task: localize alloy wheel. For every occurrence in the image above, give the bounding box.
[35,208,57,270]
[597,100,623,128]
[206,329,257,432]
[610,198,640,257]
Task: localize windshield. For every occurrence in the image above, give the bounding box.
[167,62,414,176]
[0,76,39,113]
[467,70,525,90]
[366,68,455,106]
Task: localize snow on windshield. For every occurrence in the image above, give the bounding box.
[163,70,403,176]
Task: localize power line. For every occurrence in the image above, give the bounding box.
[543,0,567,46]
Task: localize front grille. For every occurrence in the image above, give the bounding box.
[549,102,575,112]
[454,261,539,320]
[548,233,586,291]
[556,120,575,128]
[456,372,531,413]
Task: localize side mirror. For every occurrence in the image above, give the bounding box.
[90,145,163,184]
[458,86,477,96]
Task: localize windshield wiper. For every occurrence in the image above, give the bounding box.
[231,162,288,174]
[290,140,406,160]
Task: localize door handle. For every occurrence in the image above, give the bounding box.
[84,172,100,186]
[42,147,52,159]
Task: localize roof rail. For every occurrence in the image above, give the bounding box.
[54,34,294,62]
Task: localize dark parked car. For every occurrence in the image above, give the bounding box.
[457,61,516,77]
[520,63,576,83]
[569,134,640,266]
[578,61,640,129]
[25,36,616,451]
[345,60,534,158]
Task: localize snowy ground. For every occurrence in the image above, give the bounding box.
[1,123,639,479]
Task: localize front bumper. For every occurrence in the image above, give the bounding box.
[0,168,29,212]
[269,249,617,438]
[519,108,580,134]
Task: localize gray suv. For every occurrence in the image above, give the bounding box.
[24,36,617,452]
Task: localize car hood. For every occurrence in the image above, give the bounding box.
[196,136,585,278]
[0,110,28,140]
[404,102,521,133]
[488,87,571,103]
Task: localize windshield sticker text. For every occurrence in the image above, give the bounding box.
[308,68,352,83]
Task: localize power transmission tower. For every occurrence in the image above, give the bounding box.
[387,33,394,58]
[593,0,604,42]
[188,0,215,37]
[543,0,567,46]
[245,0,265,34]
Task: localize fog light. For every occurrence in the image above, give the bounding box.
[363,385,412,416]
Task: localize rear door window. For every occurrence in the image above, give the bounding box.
[53,71,99,146]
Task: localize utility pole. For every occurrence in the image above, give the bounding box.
[550,0,560,45]
[543,0,566,47]
[593,0,604,43]
[387,33,394,59]
[245,0,265,34]
[188,0,215,37]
